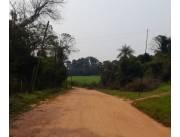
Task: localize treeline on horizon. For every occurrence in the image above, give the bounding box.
[66,57,102,76]
[68,35,171,91]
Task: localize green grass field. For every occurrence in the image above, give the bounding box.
[10,88,69,119]
[68,75,101,88]
[133,94,171,127]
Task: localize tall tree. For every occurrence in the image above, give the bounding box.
[117,45,134,59]
[153,35,171,55]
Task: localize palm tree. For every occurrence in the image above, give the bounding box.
[153,35,171,54]
[117,44,134,59]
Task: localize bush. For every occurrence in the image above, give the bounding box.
[125,78,161,92]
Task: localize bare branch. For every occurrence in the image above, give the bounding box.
[11,0,64,27]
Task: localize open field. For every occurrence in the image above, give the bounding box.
[10,88,69,119]
[67,75,101,88]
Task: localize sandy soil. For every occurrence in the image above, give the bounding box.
[10,87,170,137]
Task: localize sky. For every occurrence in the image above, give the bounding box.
[53,0,171,61]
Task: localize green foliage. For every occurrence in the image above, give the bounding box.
[153,35,171,55]
[117,45,134,59]
[9,19,74,93]
[68,76,101,88]
[133,95,171,127]
[101,57,143,89]
[67,57,101,76]
[146,54,171,81]
[118,57,143,85]
[101,35,171,90]
[124,78,161,92]
[36,58,67,89]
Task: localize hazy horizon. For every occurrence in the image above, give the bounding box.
[53,0,170,61]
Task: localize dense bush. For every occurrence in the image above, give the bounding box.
[9,21,74,93]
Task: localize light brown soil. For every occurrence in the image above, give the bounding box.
[10,87,170,137]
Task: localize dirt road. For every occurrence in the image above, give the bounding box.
[10,87,170,137]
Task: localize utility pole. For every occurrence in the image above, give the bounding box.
[145,29,149,54]
[139,28,149,97]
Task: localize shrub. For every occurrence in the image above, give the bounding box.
[125,78,161,92]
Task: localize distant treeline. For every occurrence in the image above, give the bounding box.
[66,57,101,76]
[68,35,171,91]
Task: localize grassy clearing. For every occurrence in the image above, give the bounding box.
[10,88,69,119]
[68,75,101,88]
[133,94,171,127]
[99,83,170,100]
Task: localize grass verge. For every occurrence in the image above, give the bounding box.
[133,94,171,127]
[98,83,170,100]
[98,83,171,127]
[10,88,69,120]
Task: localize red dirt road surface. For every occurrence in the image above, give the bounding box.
[10,87,170,137]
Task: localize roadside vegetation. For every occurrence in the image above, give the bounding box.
[10,0,74,94]
[10,0,74,121]
[98,83,171,127]
[133,94,171,127]
[10,88,70,120]
[99,83,170,100]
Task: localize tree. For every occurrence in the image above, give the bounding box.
[137,53,152,64]
[150,35,171,81]
[9,0,77,93]
[68,57,101,76]
[117,45,134,59]
[153,35,171,55]
[101,60,119,88]
[10,0,64,27]
[118,57,143,86]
